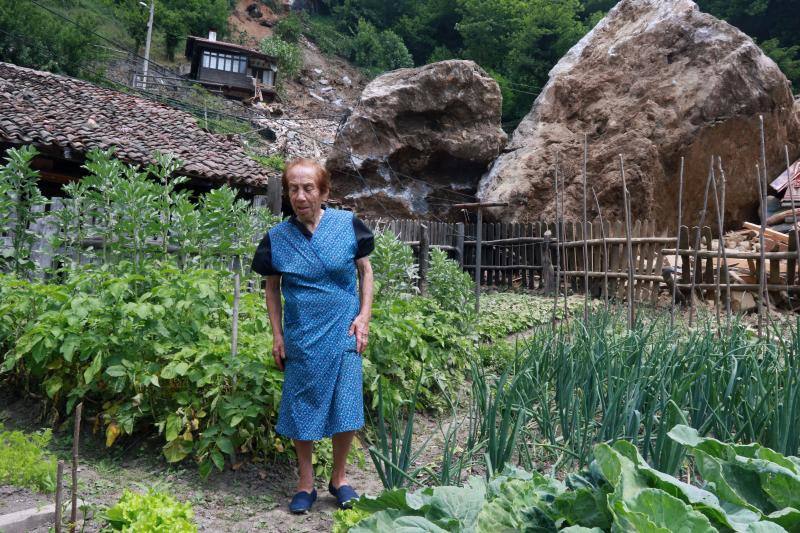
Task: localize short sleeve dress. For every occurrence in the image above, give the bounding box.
[251,207,374,441]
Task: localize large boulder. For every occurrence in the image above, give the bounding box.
[478,0,800,231]
[326,60,507,218]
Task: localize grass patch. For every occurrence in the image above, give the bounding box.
[0,424,57,493]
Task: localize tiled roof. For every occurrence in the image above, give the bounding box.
[0,61,270,188]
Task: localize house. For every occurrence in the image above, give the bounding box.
[185,31,278,101]
[0,61,279,209]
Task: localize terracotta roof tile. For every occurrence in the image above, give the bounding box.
[0,61,271,188]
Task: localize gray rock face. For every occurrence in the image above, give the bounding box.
[326,60,507,218]
[478,0,800,230]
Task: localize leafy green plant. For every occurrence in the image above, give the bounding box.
[274,13,303,43]
[102,487,196,532]
[338,428,800,532]
[367,374,430,490]
[0,424,57,493]
[304,15,353,57]
[427,248,475,315]
[260,36,302,80]
[351,19,413,76]
[369,230,418,296]
[0,145,46,276]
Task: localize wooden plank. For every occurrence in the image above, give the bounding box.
[743,221,789,244]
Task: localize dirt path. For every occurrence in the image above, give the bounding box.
[1,395,384,533]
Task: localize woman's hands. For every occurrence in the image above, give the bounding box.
[349,313,370,354]
[272,334,286,371]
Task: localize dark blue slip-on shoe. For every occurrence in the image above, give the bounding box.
[289,489,317,514]
[328,482,359,509]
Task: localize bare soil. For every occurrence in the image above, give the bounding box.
[0,394,386,533]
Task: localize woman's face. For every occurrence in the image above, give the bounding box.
[287,165,328,223]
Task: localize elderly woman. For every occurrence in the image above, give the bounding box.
[251,158,374,513]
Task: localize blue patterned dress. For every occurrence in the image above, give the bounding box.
[253,208,368,441]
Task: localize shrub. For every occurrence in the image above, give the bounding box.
[102,488,196,532]
[260,36,302,80]
[304,15,352,57]
[274,13,303,43]
[370,230,418,297]
[0,424,57,493]
[351,19,413,76]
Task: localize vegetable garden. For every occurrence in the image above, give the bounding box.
[3,145,800,532]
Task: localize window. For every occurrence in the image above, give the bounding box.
[201,50,247,74]
[262,70,275,86]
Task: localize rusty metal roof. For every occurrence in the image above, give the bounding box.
[0,61,270,188]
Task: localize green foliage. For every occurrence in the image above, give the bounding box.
[0,1,108,79]
[0,224,478,474]
[249,153,287,172]
[427,248,475,315]
[260,36,303,80]
[0,147,280,276]
[0,424,57,493]
[339,431,800,532]
[102,487,197,532]
[369,230,418,297]
[275,13,304,43]
[351,19,413,76]
[760,38,800,85]
[106,0,230,58]
[476,292,584,341]
[303,15,353,56]
[0,146,47,276]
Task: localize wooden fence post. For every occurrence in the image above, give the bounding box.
[542,230,555,295]
[267,176,282,216]
[454,222,465,267]
[418,224,429,296]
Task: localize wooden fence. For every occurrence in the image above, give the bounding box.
[367,218,800,306]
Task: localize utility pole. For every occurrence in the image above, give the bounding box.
[141,0,155,89]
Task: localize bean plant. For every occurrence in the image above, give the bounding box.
[0,146,46,276]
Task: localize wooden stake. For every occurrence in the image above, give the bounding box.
[475,209,482,313]
[592,187,609,310]
[785,145,800,307]
[55,460,64,533]
[553,154,562,328]
[718,157,732,322]
[758,116,773,322]
[709,163,723,333]
[688,160,714,328]
[582,134,590,322]
[231,256,241,363]
[756,163,766,337]
[69,402,82,533]
[671,157,685,328]
[418,223,429,295]
[758,162,772,331]
[619,155,635,327]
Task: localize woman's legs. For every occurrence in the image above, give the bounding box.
[293,439,314,492]
[330,430,355,488]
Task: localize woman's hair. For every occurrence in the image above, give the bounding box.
[282,158,331,196]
